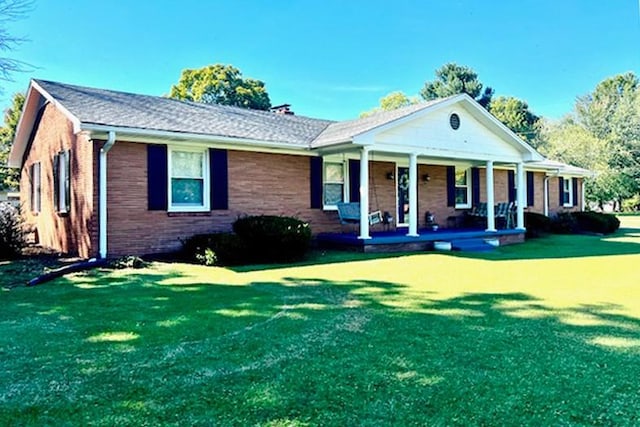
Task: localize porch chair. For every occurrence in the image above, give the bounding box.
[336,202,382,232]
[495,202,510,229]
[466,202,487,227]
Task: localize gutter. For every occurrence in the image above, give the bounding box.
[99,131,116,258]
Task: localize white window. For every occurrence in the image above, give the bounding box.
[563,178,573,207]
[455,167,471,208]
[323,161,346,208]
[54,150,70,213]
[168,148,210,212]
[30,162,41,213]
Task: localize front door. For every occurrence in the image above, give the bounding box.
[397,167,410,225]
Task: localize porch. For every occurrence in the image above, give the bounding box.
[316,227,525,253]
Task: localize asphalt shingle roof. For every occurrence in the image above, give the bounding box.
[311,97,453,147]
[35,79,334,146]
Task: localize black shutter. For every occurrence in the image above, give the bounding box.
[558,177,564,206]
[310,157,323,209]
[210,148,228,210]
[29,163,34,212]
[471,167,480,206]
[526,171,534,207]
[64,150,71,213]
[507,170,516,203]
[147,144,168,211]
[348,159,360,203]
[446,166,456,207]
[572,178,579,207]
[53,153,59,212]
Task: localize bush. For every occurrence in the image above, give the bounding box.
[182,232,249,266]
[524,212,551,238]
[233,215,312,263]
[110,255,148,269]
[572,211,620,234]
[550,212,577,234]
[621,195,640,212]
[0,203,26,260]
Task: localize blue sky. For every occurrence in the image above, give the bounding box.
[1,0,639,120]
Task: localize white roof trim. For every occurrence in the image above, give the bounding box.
[8,80,83,167]
[30,80,82,132]
[82,124,312,153]
[353,93,543,162]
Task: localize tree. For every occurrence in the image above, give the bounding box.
[489,96,540,144]
[169,64,271,110]
[0,0,32,87]
[360,91,419,117]
[539,72,640,209]
[420,63,494,108]
[0,92,24,190]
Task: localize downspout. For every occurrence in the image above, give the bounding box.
[99,131,116,259]
[543,176,550,217]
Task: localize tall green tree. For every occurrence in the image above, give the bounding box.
[0,92,24,190]
[420,63,494,108]
[540,72,640,209]
[360,91,419,117]
[489,96,540,145]
[169,64,271,110]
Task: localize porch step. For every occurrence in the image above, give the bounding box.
[450,238,496,252]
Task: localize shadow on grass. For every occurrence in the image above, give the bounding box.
[2,267,640,425]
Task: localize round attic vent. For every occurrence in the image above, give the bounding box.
[449,113,460,130]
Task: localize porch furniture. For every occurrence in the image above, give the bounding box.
[336,202,383,231]
[495,202,511,229]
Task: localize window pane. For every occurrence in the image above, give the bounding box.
[455,188,468,205]
[172,151,203,178]
[325,163,344,182]
[455,170,467,186]
[172,178,204,205]
[324,183,344,205]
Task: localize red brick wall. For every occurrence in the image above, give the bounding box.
[19,104,97,257]
[106,143,344,255]
[548,176,582,216]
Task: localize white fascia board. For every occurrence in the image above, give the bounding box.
[9,81,84,168]
[353,95,465,141]
[461,102,544,161]
[358,142,525,164]
[355,93,544,163]
[30,80,82,133]
[81,123,313,156]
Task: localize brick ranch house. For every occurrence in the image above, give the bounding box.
[8,80,590,258]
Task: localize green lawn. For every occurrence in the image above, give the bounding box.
[2,217,640,426]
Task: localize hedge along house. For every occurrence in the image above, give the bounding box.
[9,80,590,258]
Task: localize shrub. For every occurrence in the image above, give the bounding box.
[233,215,312,263]
[572,211,620,234]
[550,212,577,234]
[110,255,148,269]
[621,195,640,212]
[0,203,26,260]
[524,212,551,238]
[182,232,248,266]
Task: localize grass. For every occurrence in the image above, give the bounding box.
[1,217,640,425]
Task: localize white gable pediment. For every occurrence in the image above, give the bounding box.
[355,98,539,163]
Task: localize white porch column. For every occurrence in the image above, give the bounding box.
[485,160,496,232]
[359,147,371,239]
[407,152,419,237]
[516,162,526,229]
